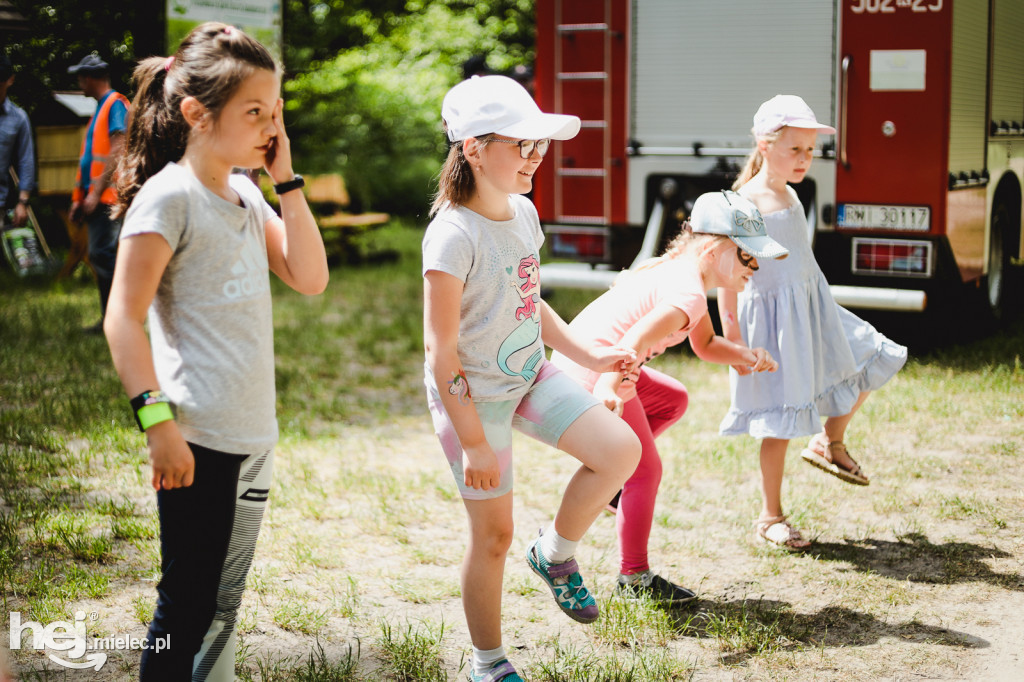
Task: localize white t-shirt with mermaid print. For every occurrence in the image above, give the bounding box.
[422,194,547,402]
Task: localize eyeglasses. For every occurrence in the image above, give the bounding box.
[489,138,552,159]
[736,247,758,271]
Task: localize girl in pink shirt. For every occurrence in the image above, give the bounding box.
[552,190,784,603]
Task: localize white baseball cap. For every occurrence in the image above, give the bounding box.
[442,75,581,142]
[753,94,836,137]
[690,191,789,260]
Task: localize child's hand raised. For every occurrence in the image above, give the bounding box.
[264,98,294,183]
[584,344,637,375]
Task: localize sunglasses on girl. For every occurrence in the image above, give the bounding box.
[490,137,552,159]
[736,247,758,270]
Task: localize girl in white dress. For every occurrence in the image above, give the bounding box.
[718,95,907,550]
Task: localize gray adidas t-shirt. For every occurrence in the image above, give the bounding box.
[120,162,278,454]
[422,195,546,402]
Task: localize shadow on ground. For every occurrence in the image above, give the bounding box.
[808,533,1023,591]
[667,596,986,666]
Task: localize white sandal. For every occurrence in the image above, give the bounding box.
[755,514,811,551]
[801,437,870,486]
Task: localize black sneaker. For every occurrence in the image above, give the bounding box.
[615,571,696,605]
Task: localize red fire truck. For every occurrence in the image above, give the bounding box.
[533,0,1024,317]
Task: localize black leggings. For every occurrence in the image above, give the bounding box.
[139,443,272,681]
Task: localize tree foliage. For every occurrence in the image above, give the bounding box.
[283,0,411,70]
[283,0,533,75]
[2,0,535,215]
[284,0,535,215]
[2,1,163,120]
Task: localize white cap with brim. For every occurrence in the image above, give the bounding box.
[753,94,836,137]
[690,191,789,260]
[442,75,581,142]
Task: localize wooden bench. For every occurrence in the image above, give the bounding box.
[305,174,390,228]
[266,173,391,263]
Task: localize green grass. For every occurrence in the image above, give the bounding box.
[272,587,331,635]
[529,639,694,681]
[696,600,795,657]
[376,619,455,681]
[591,594,676,648]
[2,220,1024,679]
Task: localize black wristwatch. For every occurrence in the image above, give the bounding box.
[273,174,305,195]
[17,197,29,206]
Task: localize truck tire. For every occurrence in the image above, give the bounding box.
[986,196,1020,322]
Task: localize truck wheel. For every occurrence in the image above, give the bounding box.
[986,198,1018,321]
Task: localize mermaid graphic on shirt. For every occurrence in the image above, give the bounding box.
[497,254,543,381]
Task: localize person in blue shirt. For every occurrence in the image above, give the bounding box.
[0,54,35,228]
[68,54,129,333]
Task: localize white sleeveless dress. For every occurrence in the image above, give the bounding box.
[719,192,907,440]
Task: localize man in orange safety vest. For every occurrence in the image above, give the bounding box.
[68,53,129,334]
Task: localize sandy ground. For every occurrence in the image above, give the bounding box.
[6,349,1024,682]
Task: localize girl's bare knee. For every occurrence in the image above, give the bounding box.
[472,520,514,559]
[602,427,641,479]
[488,525,514,560]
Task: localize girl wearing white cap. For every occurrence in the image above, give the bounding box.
[422,75,642,682]
[718,95,907,550]
[552,190,783,604]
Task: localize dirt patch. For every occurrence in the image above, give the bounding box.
[6,360,1024,680]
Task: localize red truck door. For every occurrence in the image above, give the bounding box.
[535,0,629,228]
[836,0,951,248]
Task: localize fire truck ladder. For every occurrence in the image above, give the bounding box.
[553,2,614,226]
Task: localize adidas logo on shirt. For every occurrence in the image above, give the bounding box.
[223,239,269,299]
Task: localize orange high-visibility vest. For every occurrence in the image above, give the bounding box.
[73,90,129,205]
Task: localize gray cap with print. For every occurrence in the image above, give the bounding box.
[690,191,789,260]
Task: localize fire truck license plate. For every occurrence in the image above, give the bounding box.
[837,204,930,231]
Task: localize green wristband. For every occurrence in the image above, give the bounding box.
[130,390,174,431]
[136,401,174,431]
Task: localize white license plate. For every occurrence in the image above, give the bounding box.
[837,204,930,231]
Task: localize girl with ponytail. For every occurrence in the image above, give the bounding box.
[424,75,642,681]
[104,22,327,679]
[552,190,784,603]
[719,95,906,550]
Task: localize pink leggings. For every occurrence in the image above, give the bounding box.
[618,367,689,575]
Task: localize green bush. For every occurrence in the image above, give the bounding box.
[285,1,534,216]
